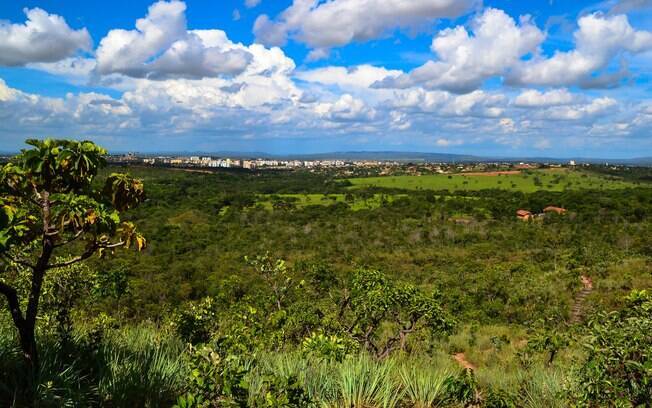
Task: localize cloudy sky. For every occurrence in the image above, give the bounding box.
[0,0,651,157]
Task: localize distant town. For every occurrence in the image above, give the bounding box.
[107,152,589,172]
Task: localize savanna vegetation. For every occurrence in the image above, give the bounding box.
[1,139,652,407]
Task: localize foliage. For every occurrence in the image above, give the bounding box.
[174,297,218,344]
[301,332,354,363]
[443,369,481,407]
[174,344,253,407]
[342,268,454,358]
[526,327,571,366]
[571,290,652,406]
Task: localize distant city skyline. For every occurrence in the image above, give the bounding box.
[1,0,651,157]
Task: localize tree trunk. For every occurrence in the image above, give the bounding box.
[17,321,39,375]
[0,281,38,374]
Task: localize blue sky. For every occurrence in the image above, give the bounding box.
[0,0,651,157]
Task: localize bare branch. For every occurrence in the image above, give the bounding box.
[53,229,84,248]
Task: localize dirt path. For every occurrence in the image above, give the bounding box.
[453,353,477,371]
[570,275,593,324]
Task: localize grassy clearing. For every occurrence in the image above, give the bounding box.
[255,193,408,210]
[346,169,640,192]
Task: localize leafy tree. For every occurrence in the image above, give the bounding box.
[0,139,145,371]
[246,253,295,312]
[572,290,652,406]
[527,328,570,366]
[341,268,454,358]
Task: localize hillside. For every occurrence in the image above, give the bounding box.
[2,155,652,406]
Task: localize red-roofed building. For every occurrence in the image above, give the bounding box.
[516,209,533,221]
[543,206,567,215]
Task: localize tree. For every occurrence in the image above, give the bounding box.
[341,268,454,358]
[0,139,145,372]
[246,253,294,312]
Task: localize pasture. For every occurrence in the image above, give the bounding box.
[346,169,640,192]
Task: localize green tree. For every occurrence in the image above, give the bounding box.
[0,139,145,371]
[342,268,454,358]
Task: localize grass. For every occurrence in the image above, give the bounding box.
[0,323,571,407]
[346,169,640,192]
[399,362,453,408]
[0,323,187,407]
[98,326,187,407]
[243,351,568,407]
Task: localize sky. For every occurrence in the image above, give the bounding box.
[0,0,651,157]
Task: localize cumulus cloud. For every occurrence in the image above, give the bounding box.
[0,7,91,66]
[509,13,652,88]
[314,94,376,122]
[95,1,253,80]
[514,89,576,107]
[296,65,402,88]
[388,88,506,118]
[544,97,618,120]
[375,8,544,93]
[245,0,262,8]
[254,0,477,52]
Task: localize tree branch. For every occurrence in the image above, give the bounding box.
[0,281,25,327]
[47,240,125,269]
[53,229,84,248]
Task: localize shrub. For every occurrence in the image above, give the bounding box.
[571,290,652,406]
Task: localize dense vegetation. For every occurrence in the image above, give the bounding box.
[2,142,652,406]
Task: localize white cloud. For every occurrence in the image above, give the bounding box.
[435,138,463,147]
[245,0,262,8]
[29,57,97,81]
[389,110,411,130]
[499,117,517,133]
[296,65,402,88]
[389,88,506,117]
[314,94,376,122]
[514,89,576,107]
[254,0,477,52]
[305,48,331,62]
[95,1,252,80]
[545,97,618,120]
[0,7,91,66]
[509,13,652,87]
[0,79,17,102]
[375,8,544,93]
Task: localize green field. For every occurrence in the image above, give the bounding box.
[346,169,640,192]
[256,193,408,210]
